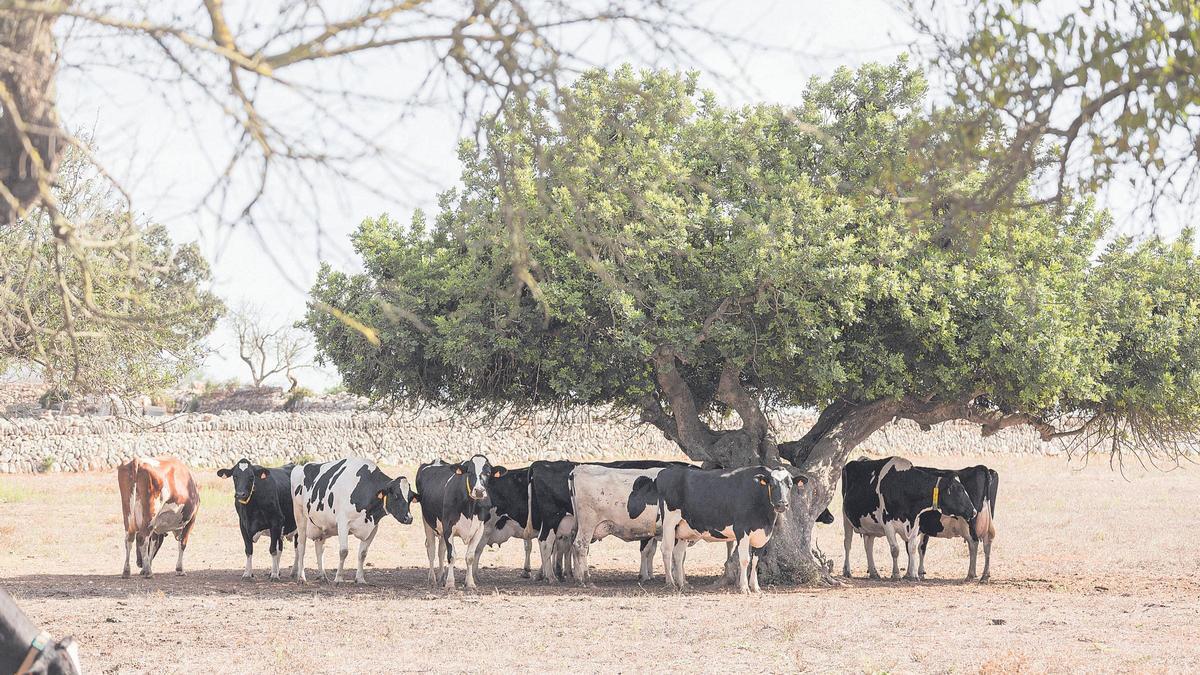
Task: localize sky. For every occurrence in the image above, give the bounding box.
[48,1,1183,391]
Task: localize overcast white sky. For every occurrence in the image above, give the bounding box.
[50,1,1182,390]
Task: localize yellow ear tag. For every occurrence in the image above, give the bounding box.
[932,486,939,510]
[383,494,388,511]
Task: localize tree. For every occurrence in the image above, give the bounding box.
[230,305,309,389]
[0,148,225,397]
[0,1,782,390]
[306,62,1200,582]
[903,0,1200,227]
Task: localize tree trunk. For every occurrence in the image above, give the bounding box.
[0,10,63,224]
[754,400,899,585]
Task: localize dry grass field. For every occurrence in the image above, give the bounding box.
[1,452,1198,674]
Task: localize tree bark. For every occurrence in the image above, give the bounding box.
[755,399,900,584]
[0,9,64,224]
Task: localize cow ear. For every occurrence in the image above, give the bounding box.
[492,466,507,478]
[376,490,386,502]
[409,490,420,503]
[217,468,232,478]
[455,466,464,475]
[257,469,269,481]
[756,474,768,486]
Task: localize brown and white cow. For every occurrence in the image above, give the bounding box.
[117,456,199,578]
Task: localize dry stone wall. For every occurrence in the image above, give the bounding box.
[0,408,1064,474]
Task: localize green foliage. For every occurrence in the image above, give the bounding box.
[307,62,1200,457]
[39,456,57,473]
[909,0,1200,214]
[0,148,225,397]
[293,453,317,465]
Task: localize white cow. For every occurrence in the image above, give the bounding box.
[567,465,667,586]
[290,458,415,584]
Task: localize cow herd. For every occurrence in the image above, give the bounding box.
[114,453,1000,593]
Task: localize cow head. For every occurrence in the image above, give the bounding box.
[216,459,265,504]
[376,477,417,525]
[936,476,977,521]
[754,468,794,513]
[455,454,506,502]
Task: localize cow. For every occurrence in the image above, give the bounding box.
[917,464,999,581]
[567,464,679,586]
[0,587,82,674]
[472,466,534,580]
[117,456,199,578]
[840,456,977,580]
[290,458,416,584]
[216,458,298,580]
[415,455,507,590]
[530,459,688,583]
[650,465,797,593]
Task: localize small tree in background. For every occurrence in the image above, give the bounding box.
[230,305,309,390]
[307,62,1200,583]
[0,147,224,398]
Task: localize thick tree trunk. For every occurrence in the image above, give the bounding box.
[755,400,899,584]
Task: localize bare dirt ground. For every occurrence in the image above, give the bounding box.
[1,453,1198,674]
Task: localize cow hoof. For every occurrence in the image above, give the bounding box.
[270,575,281,582]
[737,587,750,595]
[979,574,990,584]
[176,570,186,577]
[868,573,881,581]
[241,574,254,581]
[842,571,851,579]
[519,570,531,579]
[121,570,130,579]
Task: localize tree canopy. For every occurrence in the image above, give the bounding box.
[307,61,1200,579]
[0,150,224,398]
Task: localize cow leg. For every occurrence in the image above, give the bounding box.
[141,533,163,577]
[881,525,902,580]
[918,534,929,579]
[464,525,485,589]
[537,531,556,583]
[571,522,592,587]
[269,527,284,580]
[980,536,993,582]
[314,537,328,582]
[176,519,194,576]
[965,537,978,581]
[863,535,881,580]
[122,531,134,578]
[904,534,920,580]
[748,548,762,593]
[734,535,752,594]
[638,538,657,582]
[672,541,688,590]
[659,513,679,589]
[356,527,378,584]
[842,515,854,578]
[711,542,735,588]
[334,520,350,583]
[294,519,308,583]
[520,538,532,579]
[423,522,438,586]
[241,524,255,580]
[443,534,458,590]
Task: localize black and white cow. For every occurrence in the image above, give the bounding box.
[216,458,297,580]
[567,464,676,586]
[530,459,687,583]
[0,587,81,674]
[415,455,507,590]
[841,456,977,580]
[917,464,999,581]
[290,458,416,584]
[651,465,796,593]
[472,466,534,579]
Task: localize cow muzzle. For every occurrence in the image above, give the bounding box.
[773,501,789,514]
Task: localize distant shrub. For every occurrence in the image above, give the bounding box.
[293,453,317,465]
[37,388,70,409]
[39,455,57,473]
[283,386,314,411]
